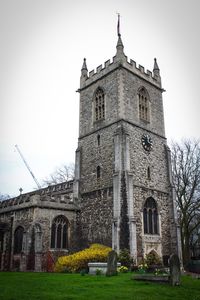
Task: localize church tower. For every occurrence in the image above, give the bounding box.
[74,21,181,264]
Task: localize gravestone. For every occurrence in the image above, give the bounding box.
[106,250,118,276]
[169,254,181,286]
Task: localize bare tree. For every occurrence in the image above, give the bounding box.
[0,193,10,201]
[171,139,200,265]
[42,163,75,186]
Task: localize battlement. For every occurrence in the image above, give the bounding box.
[0,180,78,213]
[81,54,162,90]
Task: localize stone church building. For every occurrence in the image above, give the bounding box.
[0,28,182,271]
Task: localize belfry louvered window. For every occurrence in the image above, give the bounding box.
[138,87,149,122]
[143,198,158,234]
[51,215,69,249]
[95,88,105,121]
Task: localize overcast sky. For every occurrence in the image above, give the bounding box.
[0,0,199,197]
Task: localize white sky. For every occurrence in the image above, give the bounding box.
[0,0,200,197]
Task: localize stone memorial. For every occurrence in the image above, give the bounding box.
[169,254,181,286]
[106,250,118,276]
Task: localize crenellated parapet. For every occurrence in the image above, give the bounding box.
[0,180,79,213]
[80,34,162,91]
[80,55,162,90]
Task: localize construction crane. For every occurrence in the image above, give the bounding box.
[15,144,41,189]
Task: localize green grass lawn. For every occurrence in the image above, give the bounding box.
[0,272,199,300]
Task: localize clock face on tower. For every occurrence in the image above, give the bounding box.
[141,134,153,151]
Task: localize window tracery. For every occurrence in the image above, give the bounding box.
[138,87,150,122]
[143,198,158,234]
[94,88,105,121]
[51,215,69,249]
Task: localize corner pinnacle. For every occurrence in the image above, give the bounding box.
[81,58,88,71]
[81,57,88,81]
[153,58,160,71]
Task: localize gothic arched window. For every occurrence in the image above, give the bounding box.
[143,198,158,234]
[138,87,150,122]
[14,226,24,254]
[94,88,105,121]
[51,216,69,249]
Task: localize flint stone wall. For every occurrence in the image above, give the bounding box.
[0,185,79,271]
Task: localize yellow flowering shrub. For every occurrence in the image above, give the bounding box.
[117,266,129,273]
[54,244,112,273]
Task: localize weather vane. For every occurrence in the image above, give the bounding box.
[116,12,121,36]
